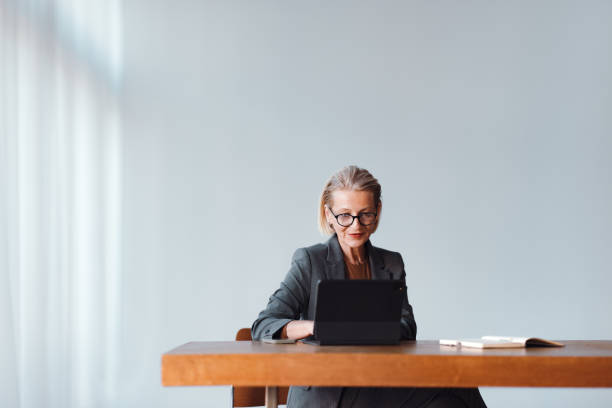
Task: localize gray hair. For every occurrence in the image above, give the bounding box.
[318,165,382,235]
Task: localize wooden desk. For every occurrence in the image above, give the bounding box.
[162,340,612,407]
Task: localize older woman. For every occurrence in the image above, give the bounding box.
[252,166,486,408]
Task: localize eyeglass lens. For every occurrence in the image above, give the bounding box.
[336,213,376,227]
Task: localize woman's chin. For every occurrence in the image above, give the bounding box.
[343,234,368,247]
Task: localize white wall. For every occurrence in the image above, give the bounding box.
[120,1,612,407]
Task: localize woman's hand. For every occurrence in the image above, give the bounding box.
[284,320,314,340]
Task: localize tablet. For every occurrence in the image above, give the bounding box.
[304,279,404,346]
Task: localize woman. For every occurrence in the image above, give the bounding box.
[252,166,487,408]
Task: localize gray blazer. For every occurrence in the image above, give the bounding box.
[251,234,417,408]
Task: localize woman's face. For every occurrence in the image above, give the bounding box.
[325,189,381,250]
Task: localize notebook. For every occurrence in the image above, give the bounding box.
[439,336,564,349]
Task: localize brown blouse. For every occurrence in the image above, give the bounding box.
[344,256,371,280]
[280,256,370,339]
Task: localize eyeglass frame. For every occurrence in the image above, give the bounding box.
[326,205,378,227]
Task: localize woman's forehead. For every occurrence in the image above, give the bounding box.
[330,190,375,208]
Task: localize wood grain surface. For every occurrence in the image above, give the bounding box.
[162,340,612,388]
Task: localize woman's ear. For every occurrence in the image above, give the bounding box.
[324,206,335,229]
[373,202,382,232]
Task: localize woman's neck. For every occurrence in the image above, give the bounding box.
[338,240,367,264]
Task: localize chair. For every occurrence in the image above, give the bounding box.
[231,328,290,407]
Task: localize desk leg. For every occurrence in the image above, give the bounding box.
[265,386,278,408]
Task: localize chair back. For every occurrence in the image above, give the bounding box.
[231,328,289,407]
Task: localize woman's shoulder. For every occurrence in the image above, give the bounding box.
[371,244,402,257]
[370,243,405,266]
[291,241,327,262]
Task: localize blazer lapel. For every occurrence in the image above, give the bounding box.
[325,234,346,280]
[367,240,389,280]
[326,235,391,280]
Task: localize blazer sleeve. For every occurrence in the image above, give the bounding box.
[398,254,418,340]
[251,247,312,340]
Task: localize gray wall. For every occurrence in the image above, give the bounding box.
[120,1,612,407]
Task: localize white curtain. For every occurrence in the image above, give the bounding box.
[1,1,122,407]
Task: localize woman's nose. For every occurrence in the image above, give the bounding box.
[348,220,365,230]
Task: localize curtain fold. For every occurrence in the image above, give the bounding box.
[1,1,122,407]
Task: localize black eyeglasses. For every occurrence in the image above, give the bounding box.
[327,206,378,227]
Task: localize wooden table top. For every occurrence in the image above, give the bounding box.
[162,340,612,388]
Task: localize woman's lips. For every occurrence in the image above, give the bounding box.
[349,233,364,238]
